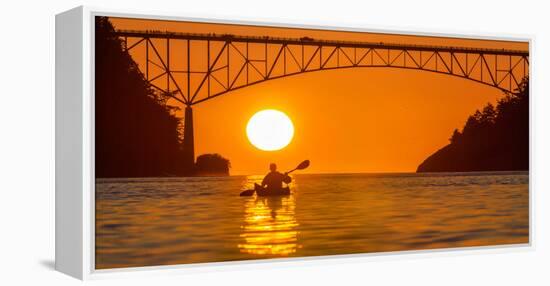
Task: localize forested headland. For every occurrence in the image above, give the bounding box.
[95,17,230,178]
[417,79,529,173]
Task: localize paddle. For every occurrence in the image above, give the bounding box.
[239,160,310,196]
[285,159,310,174]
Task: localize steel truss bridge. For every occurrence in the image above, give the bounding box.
[113,29,530,170]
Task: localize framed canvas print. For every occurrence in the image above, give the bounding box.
[55,6,531,280]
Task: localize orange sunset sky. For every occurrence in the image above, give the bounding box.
[108,17,528,175]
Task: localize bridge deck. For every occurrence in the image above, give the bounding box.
[114,29,528,57]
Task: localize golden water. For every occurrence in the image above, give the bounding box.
[95,172,528,269]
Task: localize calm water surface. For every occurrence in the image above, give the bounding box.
[95,172,529,269]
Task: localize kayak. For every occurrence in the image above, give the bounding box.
[256,186,290,196]
[239,183,291,197]
[252,184,290,196]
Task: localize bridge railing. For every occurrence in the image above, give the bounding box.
[114,29,528,56]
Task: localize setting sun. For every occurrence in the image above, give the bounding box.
[246,109,294,151]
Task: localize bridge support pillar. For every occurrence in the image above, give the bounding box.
[182,106,195,174]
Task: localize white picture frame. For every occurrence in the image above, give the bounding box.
[55,5,533,280]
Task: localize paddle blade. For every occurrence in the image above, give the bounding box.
[239,189,255,196]
[296,160,310,170]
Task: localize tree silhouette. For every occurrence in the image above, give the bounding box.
[449,129,462,144]
[95,17,232,177]
[95,17,185,177]
[417,77,529,172]
[195,154,231,176]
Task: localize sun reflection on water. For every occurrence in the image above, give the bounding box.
[238,176,300,255]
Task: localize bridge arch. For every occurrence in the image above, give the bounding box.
[190,65,526,106]
[116,30,529,106]
[114,30,529,169]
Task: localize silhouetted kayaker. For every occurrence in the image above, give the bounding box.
[257,163,292,192]
[241,160,309,196]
